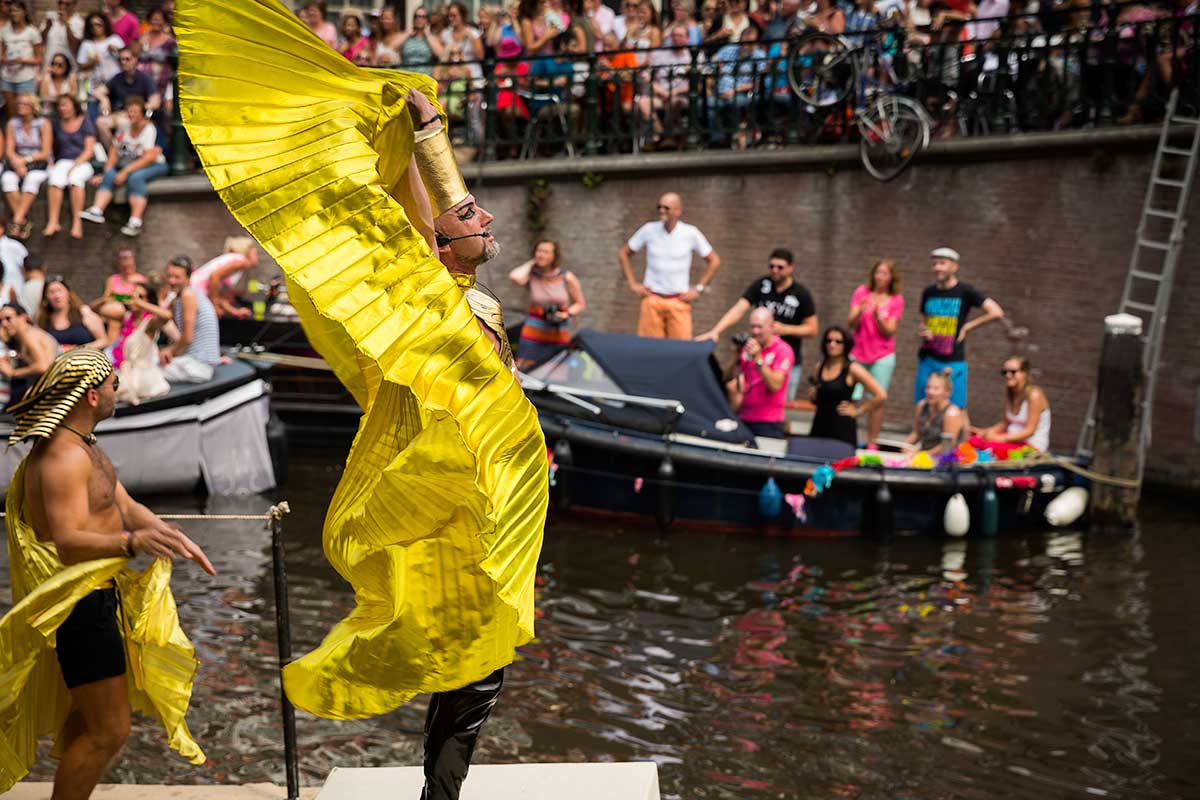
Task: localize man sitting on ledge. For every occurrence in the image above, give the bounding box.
[725,307,793,439]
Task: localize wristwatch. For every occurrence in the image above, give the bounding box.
[754,358,765,367]
[693,283,706,294]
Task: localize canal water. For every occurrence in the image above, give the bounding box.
[2,448,1198,799]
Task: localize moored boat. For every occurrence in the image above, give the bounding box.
[0,359,282,496]
[525,330,1090,536]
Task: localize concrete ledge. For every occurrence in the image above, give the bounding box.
[317,763,661,799]
[148,124,1162,198]
[1,784,318,799]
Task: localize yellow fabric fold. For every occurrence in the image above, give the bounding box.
[0,462,204,792]
[176,0,547,720]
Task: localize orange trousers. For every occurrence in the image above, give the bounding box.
[637,294,693,339]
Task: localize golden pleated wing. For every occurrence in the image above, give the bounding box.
[0,462,204,791]
[176,0,547,719]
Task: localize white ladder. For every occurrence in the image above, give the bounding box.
[1075,89,1200,485]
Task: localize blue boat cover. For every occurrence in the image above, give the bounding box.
[571,329,756,444]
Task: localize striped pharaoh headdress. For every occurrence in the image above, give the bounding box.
[8,349,113,444]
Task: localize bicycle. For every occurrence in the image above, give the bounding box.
[786,28,931,181]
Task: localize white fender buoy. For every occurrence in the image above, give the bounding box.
[944,492,970,537]
[1045,486,1089,527]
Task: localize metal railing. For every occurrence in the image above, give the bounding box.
[166,4,1198,170]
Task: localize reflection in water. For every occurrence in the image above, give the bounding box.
[0,454,1196,799]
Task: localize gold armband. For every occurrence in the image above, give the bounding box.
[413,124,468,217]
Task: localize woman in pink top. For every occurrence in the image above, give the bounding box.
[846,258,904,448]
[102,246,146,300]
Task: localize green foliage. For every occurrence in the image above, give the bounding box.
[526,178,552,234]
[581,172,604,189]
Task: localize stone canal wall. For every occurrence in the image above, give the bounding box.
[47,132,1199,487]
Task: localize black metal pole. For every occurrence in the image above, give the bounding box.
[269,505,300,800]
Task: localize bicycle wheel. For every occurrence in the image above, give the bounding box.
[857,94,929,182]
[787,33,854,108]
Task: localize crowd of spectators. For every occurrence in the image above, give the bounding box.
[0,0,174,243]
[609,189,1049,456]
[299,0,1195,158]
[0,236,263,408]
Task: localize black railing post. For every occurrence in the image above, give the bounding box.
[482,57,498,162]
[584,52,600,155]
[169,57,191,175]
[1096,0,1119,125]
[269,503,300,800]
[686,46,703,150]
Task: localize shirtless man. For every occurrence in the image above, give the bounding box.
[0,302,58,403]
[13,349,215,799]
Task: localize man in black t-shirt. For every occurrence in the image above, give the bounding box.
[915,247,1005,409]
[697,248,818,400]
[96,47,161,148]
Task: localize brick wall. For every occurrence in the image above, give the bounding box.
[29,147,1198,486]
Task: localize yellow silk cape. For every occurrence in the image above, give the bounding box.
[0,461,204,791]
[176,0,547,719]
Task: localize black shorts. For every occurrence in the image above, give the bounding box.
[56,587,126,689]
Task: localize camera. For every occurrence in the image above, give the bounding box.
[542,304,563,323]
[731,332,750,347]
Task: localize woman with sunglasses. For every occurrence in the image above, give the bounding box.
[76,11,123,118]
[138,6,177,116]
[968,355,1051,457]
[2,93,52,241]
[807,324,885,447]
[37,53,77,116]
[394,6,445,74]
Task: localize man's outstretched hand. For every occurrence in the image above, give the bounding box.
[132,521,217,576]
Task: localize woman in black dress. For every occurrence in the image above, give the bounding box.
[807,325,886,447]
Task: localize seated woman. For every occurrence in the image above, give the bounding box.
[81,97,168,238]
[2,94,54,240]
[509,238,585,370]
[109,282,170,405]
[968,355,1051,457]
[807,325,886,447]
[904,368,968,455]
[43,95,99,239]
[38,276,108,350]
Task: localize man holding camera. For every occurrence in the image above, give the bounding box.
[725,307,792,439]
[697,247,816,401]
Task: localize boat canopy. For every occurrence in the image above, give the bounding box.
[528,329,756,445]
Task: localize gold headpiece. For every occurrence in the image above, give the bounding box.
[9,349,113,444]
[412,124,469,217]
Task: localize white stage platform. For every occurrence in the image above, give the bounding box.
[316,763,661,799]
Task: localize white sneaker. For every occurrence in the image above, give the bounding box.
[79,208,105,224]
[120,218,143,237]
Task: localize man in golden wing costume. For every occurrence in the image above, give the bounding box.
[0,348,216,798]
[175,2,548,798]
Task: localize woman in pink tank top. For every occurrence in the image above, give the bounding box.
[847,259,904,449]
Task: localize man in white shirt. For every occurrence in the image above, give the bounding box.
[618,191,722,339]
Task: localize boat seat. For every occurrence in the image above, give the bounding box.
[786,436,856,461]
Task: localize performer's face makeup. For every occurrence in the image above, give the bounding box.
[439,195,500,265]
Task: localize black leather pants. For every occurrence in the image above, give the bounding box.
[420,668,504,800]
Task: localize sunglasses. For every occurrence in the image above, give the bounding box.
[1001,368,1021,375]
[655,204,670,210]
[47,274,66,284]
[825,337,844,344]
[768,262,789,270]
